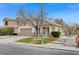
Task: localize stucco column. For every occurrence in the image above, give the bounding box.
[40,27,43,35]
[45,27,48,36]
[49,26,52,36]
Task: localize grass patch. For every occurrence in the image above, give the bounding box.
[16,38,33,43]
[32,38,53,44]
[16,37,57,44]
[32,40,41,44]
[43,37,52,43]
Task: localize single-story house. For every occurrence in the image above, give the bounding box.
[3,17,66,36]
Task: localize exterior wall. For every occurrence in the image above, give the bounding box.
[14,28,18,33]
[49,26,65,36]
[55,27,65,36]
[4,20,18,27]
[3,20,19,34]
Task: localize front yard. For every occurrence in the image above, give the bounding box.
[16,37,57,44]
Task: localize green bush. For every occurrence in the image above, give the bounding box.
[51,31,61,38]
[0,29,2,35]
[0,27,14,35]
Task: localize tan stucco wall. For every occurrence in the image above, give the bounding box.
[49,26,65,36]
[5,21,18,27]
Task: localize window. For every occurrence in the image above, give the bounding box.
[58,29,60,32]
[43,27,46,34]
[43,27,45,29]
[5,21,8,25]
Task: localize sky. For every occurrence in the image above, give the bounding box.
[0,3,79,26]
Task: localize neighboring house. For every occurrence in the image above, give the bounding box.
[3,18,19,34]
[3,17,66,36]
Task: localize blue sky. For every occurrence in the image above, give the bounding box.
[0,3,79,26]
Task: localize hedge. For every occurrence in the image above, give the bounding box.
[0,27,14,35]
[51,31,61,38]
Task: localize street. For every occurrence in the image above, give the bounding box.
[0,43,79,55]
[0,36,79,55]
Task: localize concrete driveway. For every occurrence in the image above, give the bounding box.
[0,36,28,44]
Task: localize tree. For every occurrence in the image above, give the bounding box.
[72,24,79,34]
[17,8,27,25]
[17,4,47,39]
[54,18,65,25]
[64,24,77,38]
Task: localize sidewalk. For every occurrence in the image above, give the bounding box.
[0,36,11,39]
[10,42,79,52]
[42,43,79,52]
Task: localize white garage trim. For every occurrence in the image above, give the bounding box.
[18,24,35,34]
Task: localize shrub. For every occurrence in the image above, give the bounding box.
[0,27,14,35]
[6,27,14,35]
[51,31,61,38]
[0,29,3,35]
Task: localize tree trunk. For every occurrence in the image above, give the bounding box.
[35,26,39,39]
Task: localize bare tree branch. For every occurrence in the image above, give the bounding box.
[17,4,47,39]
[64,24,77,38]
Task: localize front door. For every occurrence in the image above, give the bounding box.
[42,27,49,36]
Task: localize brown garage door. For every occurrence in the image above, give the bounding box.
[20,28,32,36]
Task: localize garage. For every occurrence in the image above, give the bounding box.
[20,28,32,36]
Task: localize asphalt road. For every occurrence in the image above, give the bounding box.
[0,43,79,55]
